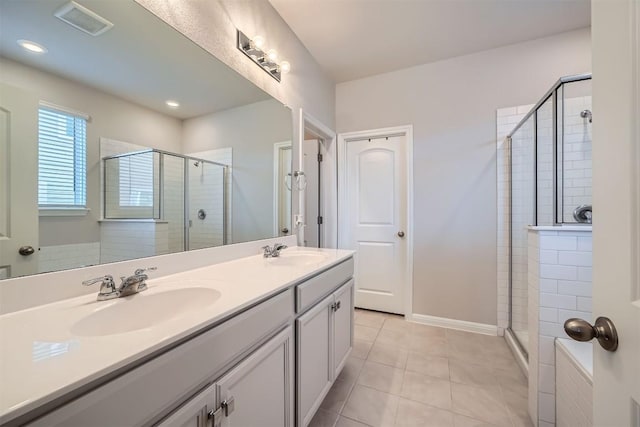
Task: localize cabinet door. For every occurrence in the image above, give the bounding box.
[156,383,215,427]
[333,279,354,378]
[296,294,333,427]
[215,327,293,427]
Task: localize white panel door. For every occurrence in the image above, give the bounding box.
[591,0,640,424]
[0,83,39,278]
[303,139,320,247]
[343,135,407,314]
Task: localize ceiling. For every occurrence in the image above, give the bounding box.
[269,0,591,83]
[0,0,271,119]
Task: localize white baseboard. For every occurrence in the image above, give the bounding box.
[411,313,498,336]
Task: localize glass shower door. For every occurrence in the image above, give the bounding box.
[187,161,226,250]
[510,115,535,354]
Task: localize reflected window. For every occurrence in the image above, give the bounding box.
[37,106,87,207]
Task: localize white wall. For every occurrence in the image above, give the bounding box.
[182,100,291,243]
[336,28,592,325]
[528,228,593,426]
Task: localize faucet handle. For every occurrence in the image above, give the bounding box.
[82,275,114,287]
[82,275,119,301]
[134,267,157,276]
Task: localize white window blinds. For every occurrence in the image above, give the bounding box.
[38,107,87,207]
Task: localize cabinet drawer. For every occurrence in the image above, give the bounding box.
[28,289,294,427]
[296,258,354,313]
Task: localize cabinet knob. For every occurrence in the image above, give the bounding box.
[397,231,405,238]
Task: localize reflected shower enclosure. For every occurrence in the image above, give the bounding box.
[103,149,228,255]
[507,75,592,355]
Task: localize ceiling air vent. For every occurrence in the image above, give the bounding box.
[54,1,113,36]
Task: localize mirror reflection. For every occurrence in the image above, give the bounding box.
[0,0,293,279]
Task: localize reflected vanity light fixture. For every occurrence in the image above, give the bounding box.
[237,30,290,82]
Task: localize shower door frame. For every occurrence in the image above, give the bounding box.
[505,73,592,359]
[102,148,229,251]
[182,155,229,251]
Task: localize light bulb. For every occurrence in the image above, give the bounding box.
[253,35,265,49]
[280,61,291,74]
[267,49,278,62]
[165,100,180,108]
[17,39,47,54]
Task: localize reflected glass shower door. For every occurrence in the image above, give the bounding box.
[187,161,226,250]
[161,153,185,254]
[510,116,535,354]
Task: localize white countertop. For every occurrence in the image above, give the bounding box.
[0,246,354,424]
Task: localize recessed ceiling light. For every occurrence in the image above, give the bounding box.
[17,40,48,54]
[166,100,180,108]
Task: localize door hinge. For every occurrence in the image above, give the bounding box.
[317,153,323,162]
[317,216,323,225]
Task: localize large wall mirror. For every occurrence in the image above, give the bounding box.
[0,0,293,280]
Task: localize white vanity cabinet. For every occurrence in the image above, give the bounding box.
[27,289,293,427]
[295,263,354,427]
[158,327,293,427]
[12,254,355,427]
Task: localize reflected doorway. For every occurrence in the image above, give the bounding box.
[274,141,292,237]
[303,138,321,247]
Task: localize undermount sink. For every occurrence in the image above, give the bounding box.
[266,251,329,267]
[71,287,222,337]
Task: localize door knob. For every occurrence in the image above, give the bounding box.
[18,246,35,256]
[564,317,618,352]
[397,231,405,238]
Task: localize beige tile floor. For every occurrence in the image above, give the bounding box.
[309,309,532,427]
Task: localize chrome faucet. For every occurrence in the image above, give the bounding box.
[262,243,288,258]
[83,267,157,301]
[119,267,157,297]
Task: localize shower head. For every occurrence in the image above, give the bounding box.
[580,109,592,123]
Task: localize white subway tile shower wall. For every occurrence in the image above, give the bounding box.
[38,242,101,274]
[560,96,592,223]
[187,148,233,244]
[528,228,592,426]
[188,162,225,250]
[555,343,593,427]
[99,221,169,263]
